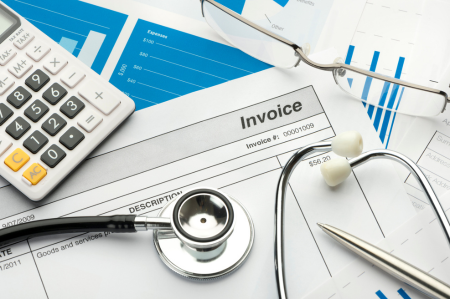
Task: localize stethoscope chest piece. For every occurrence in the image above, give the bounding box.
[153,187,255,280]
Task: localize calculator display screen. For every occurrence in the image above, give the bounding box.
[0,8,15,36]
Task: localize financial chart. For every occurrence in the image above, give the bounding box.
[2,0,128,74]
[109,19,271,110]
[344,44,406,148]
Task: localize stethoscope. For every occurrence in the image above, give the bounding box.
[0,132,449,297]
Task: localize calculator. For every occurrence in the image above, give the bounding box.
[0,2,135,201]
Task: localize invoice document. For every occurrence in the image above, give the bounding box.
[0,48,415,298]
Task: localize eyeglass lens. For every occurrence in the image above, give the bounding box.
[202,1,300,69]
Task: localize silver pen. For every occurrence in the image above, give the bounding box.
[317,223,450,299]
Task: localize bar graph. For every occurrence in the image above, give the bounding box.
[2,0,128,74]
[344,45,405,148]
[109,19,271,111]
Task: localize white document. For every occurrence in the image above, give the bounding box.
[393,109,450,211]
[0,48,415,298]
[307,192,450,299]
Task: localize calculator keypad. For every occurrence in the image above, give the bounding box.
[6,116,31,140]
[25,69,50,92]
[0,103,13,126]
[43,82,67,105]
[24,100,49,123]
[42,113,66,136]
[41,144,66,168]
[60,96,84,119]
[8,86,32,109]
[23,130,48,154]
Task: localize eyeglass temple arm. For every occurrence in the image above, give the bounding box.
[275,142,450,299]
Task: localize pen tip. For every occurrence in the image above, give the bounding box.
[317,223,326,229]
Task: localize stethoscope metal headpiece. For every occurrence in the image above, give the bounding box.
[171,188,235,250]
[154,187,255,280]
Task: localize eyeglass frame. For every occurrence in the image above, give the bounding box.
[200,0,450,114]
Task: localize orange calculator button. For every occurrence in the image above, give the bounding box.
[5,148,29,172]
[23,163,47,185]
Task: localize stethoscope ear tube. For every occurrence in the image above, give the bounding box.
[0,215,138,247]
[274,142,450,299]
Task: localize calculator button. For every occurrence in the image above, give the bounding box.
[8,56,33,78]
[13,32,34,50]
[0,73,15,95]
[43,83,67,105]
[60,127,84,150]
[77,110,102,133]
[6,117,31,140]
[60,96,85,119]
[4,148,30,172]
[23,163,47,185]
[42,113,66,136]
[41,144,66,168]
[24,100,49,123]
[23,130,48,154]
[0,47,17,66]
[79,83,120,115]
[0,103,13,126]
[43,54,68,75]
[25,69,50,92]
[26,42,51,62]
[61,68,85,88]
[7,86,32,109]
[0,134,13,157]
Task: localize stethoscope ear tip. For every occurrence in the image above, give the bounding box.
[320,131,363,187]
[320,158,351,186]
[332,131,363,158]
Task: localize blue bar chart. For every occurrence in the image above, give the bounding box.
[109,19,271,111]
[3,0,128,74]
[344,45,406,148]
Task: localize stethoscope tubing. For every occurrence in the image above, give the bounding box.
[274,142,450,299]
[0,215,138,247]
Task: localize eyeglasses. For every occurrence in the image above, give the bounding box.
[200,0,450,117]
